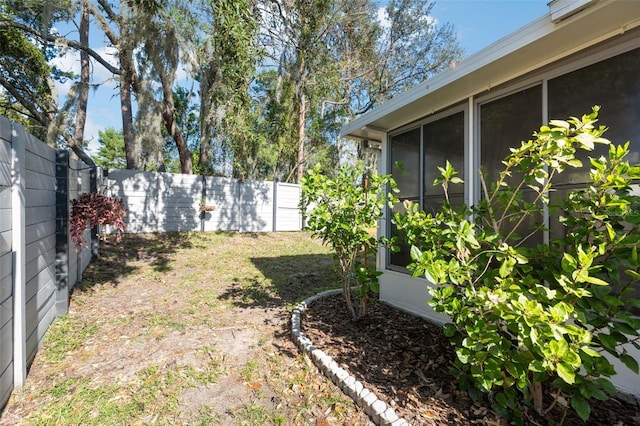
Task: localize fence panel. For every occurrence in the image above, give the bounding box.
[0,116,99,409]
[22,129,57,366]
[106,170,161,233]
[0,117,13,408]
[157,173,201,232]
[108,171,302,234]
[202,177,240,232]
[239,180,273,232]
[275,183,302,231]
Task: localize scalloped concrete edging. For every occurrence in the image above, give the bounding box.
[291,289,410,426]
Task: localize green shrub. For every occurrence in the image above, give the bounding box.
[301,162,397,320]
[393,107,640,423]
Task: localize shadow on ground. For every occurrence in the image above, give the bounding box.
[76,232,194,291]
[217,253,340,309]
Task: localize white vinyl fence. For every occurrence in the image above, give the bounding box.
[0,116,99,410]
[105,170,302,234]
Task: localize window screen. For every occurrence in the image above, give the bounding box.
[389,127,421,268]
[423,111,465,214]
[480,85,543,246]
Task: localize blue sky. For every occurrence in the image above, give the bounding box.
[56,0,550,153]
[431,0,549,56]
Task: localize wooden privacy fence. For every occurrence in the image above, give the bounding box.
[105,170,303,234]
[0,117,99,409]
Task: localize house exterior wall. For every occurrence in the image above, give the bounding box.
[357,4,640,397]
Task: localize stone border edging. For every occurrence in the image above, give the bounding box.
[291,289,410,426]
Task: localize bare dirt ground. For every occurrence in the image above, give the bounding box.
[1,231,639,425]
[0,232,372,425]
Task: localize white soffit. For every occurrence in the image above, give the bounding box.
[340,0,640,140]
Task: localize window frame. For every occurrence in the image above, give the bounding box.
[384,29,640,274]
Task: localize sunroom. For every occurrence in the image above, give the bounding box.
[340,0,640,397]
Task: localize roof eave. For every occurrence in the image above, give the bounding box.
[340,0,640,140]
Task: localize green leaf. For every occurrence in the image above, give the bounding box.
[410,245,422,261]
[582,275,609,286]
[443,323,457,337]
[624,269,640,280]
[561,253,576,273]
[549,119,570,129]
[499,259,511,278]
[571,395,591,422]
[620,352,639,374]
[597,334,617,352]
[595,377,618,394]
[557,362,575,384]
[580,346,601,358]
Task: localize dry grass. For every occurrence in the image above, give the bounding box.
[0,231,373,426]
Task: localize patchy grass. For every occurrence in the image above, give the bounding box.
[1,232,369,425]
[40,315,99,364]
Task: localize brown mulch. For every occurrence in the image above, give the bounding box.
[303,293,640,425]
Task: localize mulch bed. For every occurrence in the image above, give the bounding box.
[302,293,640,425]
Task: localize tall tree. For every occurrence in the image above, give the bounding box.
[0,20,53,140]
[134,1,194,173]
[94,127,125,169]
[0,1,106,165]
[259,0,462,182]
[72,0,90,154]
[186,0,260,177]
[89,0,144,169]
[262,0,461,180]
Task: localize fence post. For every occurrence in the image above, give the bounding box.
[89,166,99,258]
[237,179,243,232]
[10,122,26,387]
[54,150,70,316]
[200,175,206,232]
[272,179,278,232]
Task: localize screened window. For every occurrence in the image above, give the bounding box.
[389,111,465,269]
[385,44,640,274]
[548,47,640,304]
[480,85,543,246]
[480,86,542,185]
[423,111,465,214]
[548,47,640,240]
[389,127,421,268]
[549,47,640,178]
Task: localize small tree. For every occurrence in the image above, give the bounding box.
[394,107,640,423]
[301,162,397,320]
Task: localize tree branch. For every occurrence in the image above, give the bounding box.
[0,19,120,75]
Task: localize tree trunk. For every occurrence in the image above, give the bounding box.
[120,54,137,170]
[295,56,307,183]
[199,71,213,173]
[69,0,95,167]
[295,91,306,183]
[161,76,192,174]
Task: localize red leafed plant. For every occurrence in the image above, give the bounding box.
[70,193,127,249]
